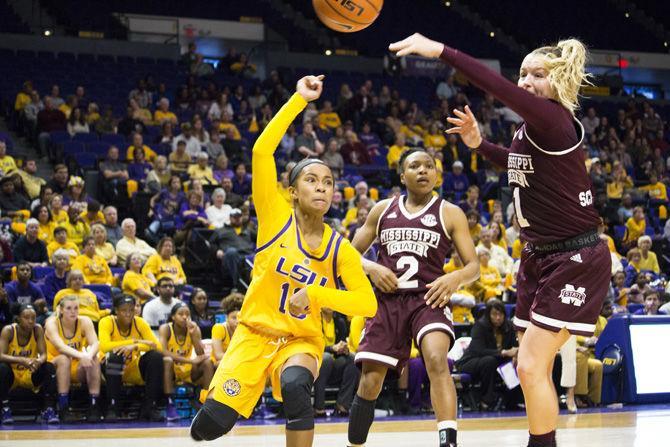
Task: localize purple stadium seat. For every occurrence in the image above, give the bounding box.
[72,133,98,143]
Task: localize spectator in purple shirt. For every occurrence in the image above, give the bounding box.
[128,146,153,190]
[444,160,470,201]
[231,163,251,197]
[633,290,666,315]
[37,97,66,161]
[5,262,48,324]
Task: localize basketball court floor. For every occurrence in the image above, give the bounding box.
[2,405,668,446]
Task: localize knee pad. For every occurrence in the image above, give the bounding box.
[190,399,238,441]
[280,366,315,431]
[105,353,125,376]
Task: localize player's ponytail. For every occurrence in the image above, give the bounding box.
[530,38,591,114]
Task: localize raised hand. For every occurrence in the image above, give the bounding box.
[296,75,325,102]
[446,105,483,149]
[389,33,444,58]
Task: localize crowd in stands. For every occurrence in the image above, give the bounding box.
[1,41,670,424]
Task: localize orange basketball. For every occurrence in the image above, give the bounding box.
[312,0,383,33]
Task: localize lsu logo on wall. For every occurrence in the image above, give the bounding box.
[559,284,586,307]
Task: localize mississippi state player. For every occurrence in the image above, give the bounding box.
[347,148,479,447]
[389,33,611,447]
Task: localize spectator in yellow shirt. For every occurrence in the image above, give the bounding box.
[53,270,110,323]
[79,200,105,227]
[423,122,447,150]
[14,81,32,112]
[142,237,187,286]
[467,210,482,244]
[606,162,633,200]
[386,133,409,170]
[187,152,218,185]
[17,157,45,199]
[62,204,90,248]
[154,98,178,125]
[442,253,477,323]
[637,235,660,274]
[32,205,55,243]
[639,172,668,202]
[217,111,241,140]
[91,223,117,266]
[169,140,192,176]
[624,206,646,248]
[127,132,158,163]
[0,140,17,175]
[49,194,68,227]
[72,236,114,285]
[47,226,80,264]
[468,246,503,301]
[317,100,342,130]
[123,253,156,305]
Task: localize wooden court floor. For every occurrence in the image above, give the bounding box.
[2,408,669,446]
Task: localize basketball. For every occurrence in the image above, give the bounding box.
[312,0,383,33]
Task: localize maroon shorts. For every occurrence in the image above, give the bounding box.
[513,240,611,337]
[355,292,455,370]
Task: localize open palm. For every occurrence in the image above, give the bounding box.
[446,105,483,149]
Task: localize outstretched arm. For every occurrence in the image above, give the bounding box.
[389,33,563,132]
[252,75,324,244]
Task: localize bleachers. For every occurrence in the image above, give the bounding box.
[0,1,31,34]
[466,0,665,53]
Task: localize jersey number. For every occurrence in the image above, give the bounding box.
[513,187,530,228]
[278,282,306,320]
[397,256,419,289]
[579,190,593,207]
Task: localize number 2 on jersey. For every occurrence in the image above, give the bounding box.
[397,256,418,289]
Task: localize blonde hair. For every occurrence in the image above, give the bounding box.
[529,38,590,114]
[56,295,78,317]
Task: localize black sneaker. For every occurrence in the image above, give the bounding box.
[105,406,120,423]
[139,402,165,422]
[59,407,76,423]
[87,404,104,423]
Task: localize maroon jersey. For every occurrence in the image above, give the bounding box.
[376,195,452,294]
[439,45,601,244]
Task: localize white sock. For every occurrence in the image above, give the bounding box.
[437,420,457,431]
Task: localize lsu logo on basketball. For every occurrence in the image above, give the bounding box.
[558,284,586,307]
[223,379,241,397]
[335,0,364,16]
[421,214,437,227]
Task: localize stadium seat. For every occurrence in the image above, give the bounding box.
[63,141,85,158]
[84,284,113,309]
[100,133,125,147]
[87,141,112,158]
[72,133,99,143]
[74,152,98,170]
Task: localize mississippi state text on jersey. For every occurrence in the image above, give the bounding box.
[376,195,453,294]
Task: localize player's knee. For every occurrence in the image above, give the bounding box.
[54,355,71,367]
[190,399,238,441]
[517,356,543,387]
[423,350,449,377]
[358,370,384,399]
[163,356,174,366]
[280,366,314,431]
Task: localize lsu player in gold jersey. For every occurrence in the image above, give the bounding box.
[45,295,102,422]
[210,292,244,367]
[98,295,164,422]
[159,302,213,421]
[190,76,377,447]
[0,304,58,424]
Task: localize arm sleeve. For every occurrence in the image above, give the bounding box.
[306,242,377,318]
[439,45,566,133]
[252,93,305,245]
[98,317,134,353]
[135,317,162,352]
[475,140,511,170]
